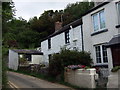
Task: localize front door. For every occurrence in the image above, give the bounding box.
[111,44,120,67]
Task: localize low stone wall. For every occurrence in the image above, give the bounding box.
[64,68,98,88]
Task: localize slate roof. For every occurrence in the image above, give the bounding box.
[41,19,82,41]
[41,1,113,42]
[106,34,120,47]
[12,49,43,55]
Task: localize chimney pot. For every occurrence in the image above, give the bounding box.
[55,21,62,32]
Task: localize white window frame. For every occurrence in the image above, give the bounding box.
[116,2,120,24]
[95,45,108,65]
[65,31,70,44]
[92,10,106,32]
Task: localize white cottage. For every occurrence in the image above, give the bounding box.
[82,0,120,72]
[41,19,83,65]
[9,49,43,70]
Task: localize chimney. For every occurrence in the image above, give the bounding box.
[55,21,62,32]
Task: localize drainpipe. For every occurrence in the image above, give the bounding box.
[81,24,84,51]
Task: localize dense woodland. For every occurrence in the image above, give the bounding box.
[2,1,94,49]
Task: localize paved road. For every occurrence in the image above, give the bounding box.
[7,71,72,89]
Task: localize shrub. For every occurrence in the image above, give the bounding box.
[2,46,9,88]
[111,66,120,72]
[48,48,92,80]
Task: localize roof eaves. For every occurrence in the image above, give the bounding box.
[41,19,82,42]
[82,2,110,16]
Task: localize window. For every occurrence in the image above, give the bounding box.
[48,38,51,49]
[92,10,106,31]
[117,2,120,24]
[102,45,108,63]
[65,31,70,44]
[25,54,31,61]
[95,45,108,64]
[48,54,52,63]
[95,46,101,63]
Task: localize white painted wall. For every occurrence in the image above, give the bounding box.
[64,68,98,88]
[41,25,82,65]
[9,50,19,70]
[31,55,43,64]
[82,1,119,70]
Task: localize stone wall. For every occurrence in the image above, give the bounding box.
[64,68,98,88]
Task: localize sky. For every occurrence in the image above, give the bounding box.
[12,0,83,21]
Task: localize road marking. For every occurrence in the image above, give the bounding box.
[8,81,19,89]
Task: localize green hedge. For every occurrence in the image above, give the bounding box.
[48,48,92,80]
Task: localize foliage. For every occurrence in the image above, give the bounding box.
[3,33,18,48]
[63,1,94,25]
[17,29,41,48]
[2,1,15,88]
[2,1,94,49]
[48,48,92,79]
[2,2,15,36]
[19,57,28,65]
[111,66,120,72]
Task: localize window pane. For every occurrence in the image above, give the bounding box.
[65,31,70,44]
[99,11,106,29]
[93,14,99,31]
[48,38,51,49]
[102,45,108,63]
[95,46,101,63]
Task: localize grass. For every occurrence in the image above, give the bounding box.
[8,68,90,89]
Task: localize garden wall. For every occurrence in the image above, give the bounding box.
[107,70,120,88]
[64,68,98,88]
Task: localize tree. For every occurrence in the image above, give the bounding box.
[17,29,41,48]
[2,1,15,88]
[2,2,15,36]
[63,1,94,25]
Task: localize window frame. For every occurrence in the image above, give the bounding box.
[116,2,120,25]
[95,45,108,65]
[48,38,51,49]
[92,10,106,32]
[65,30,70,44]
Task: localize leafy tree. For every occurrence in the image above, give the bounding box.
[17,29,41,48]
[3,33,18,48]
[2,2,15,36]
[2,1,16,88]
[63,1,94,25]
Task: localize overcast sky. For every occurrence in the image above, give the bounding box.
[12,0,83,21]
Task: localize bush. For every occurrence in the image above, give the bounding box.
[111,66,120,72]
[48,48,92,80]
[2,46,9,88]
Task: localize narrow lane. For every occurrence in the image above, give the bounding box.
[7,71,72,89]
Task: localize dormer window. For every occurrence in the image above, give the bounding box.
[48,38,51,49]
[65,31,70,44]
[92,10,106,32]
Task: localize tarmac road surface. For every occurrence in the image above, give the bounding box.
[7,71,73,89]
